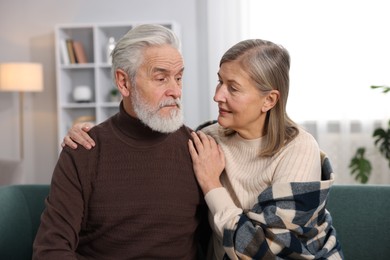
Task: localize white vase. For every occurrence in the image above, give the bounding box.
[73,85,92,102]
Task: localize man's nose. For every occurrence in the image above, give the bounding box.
[166,79,182,98]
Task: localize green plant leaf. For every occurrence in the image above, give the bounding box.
[350,85,389,183]
[110,88,119,95]
[370,85,390,94]
[373,120,390,167]
[349,147,372,184]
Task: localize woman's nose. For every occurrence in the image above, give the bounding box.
[213,85,225,102]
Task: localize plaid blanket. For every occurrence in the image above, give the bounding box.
[222,156,344,259]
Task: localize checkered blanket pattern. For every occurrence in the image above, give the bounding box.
[222,156,344,259]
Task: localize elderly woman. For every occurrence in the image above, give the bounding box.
[188,39,343,259]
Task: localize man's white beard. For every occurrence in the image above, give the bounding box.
[132,86,184,133]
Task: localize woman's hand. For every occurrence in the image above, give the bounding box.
[188,131,225,195]
[61,122,96,150]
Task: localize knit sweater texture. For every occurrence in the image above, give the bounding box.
[33,104,208,260]
[201,123,323,259]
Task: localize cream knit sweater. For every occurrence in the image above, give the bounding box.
[201,123,322,259]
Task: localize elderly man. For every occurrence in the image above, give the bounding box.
[33,24,209,259]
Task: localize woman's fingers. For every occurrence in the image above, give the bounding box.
[61,135,78,149]
[188,139,198,159]
[189,131,220,157]
[188,131,225,195]
[192,131,214,148]
[62,122,96,150]
[190,131,204,152]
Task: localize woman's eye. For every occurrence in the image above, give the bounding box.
[228,85,238,92]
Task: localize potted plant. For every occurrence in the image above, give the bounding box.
[110,88,121,102]
[349,85,390,183]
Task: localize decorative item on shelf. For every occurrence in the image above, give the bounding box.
[106,37,116,64]
[109,87,121,102]
[73,85,92,103]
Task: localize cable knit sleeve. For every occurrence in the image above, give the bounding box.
[271,129,322,183]
[204,187,242,238]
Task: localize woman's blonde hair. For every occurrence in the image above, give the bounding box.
[220,39,298,157]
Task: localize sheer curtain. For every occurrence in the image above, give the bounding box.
[208,0,389,184]
[205,0,246,121]
[242,0,389,184]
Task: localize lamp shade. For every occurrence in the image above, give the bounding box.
[0,63,43,92]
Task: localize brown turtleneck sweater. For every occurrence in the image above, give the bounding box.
[33,104,208,259]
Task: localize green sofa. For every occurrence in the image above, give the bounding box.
[327,184,390,259]
[1,184,390,259]
[0,185,49,260]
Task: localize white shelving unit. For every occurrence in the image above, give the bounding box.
[54,22,179,147]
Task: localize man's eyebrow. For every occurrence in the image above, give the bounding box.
[152,67,185,74]
[152,67,168,73]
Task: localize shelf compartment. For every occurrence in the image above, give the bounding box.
[95,25,133,64]
[57,26,95,64]
[59,68,95,104]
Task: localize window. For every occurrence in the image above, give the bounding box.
[205,0,390,183]
[243,0,389,122]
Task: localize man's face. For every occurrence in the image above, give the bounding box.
[131,45,185,133]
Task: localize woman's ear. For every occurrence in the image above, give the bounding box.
[115,69,131,97]
[261,90,280,112]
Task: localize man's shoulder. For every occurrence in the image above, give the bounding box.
[173,124,193,138]
[177,120,219,137]
[182,124,194,132]
[88,117,114,137]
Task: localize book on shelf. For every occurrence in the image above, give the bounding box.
[61,39,89,64]
[66,39,76,64]
[72,41,88,64]
[59,40,70,65]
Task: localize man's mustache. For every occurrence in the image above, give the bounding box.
[159,98,181,109]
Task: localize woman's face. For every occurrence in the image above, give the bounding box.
[214,60,271,139]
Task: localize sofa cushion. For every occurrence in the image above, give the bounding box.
[0,185,49,259]
[327,184,390,260]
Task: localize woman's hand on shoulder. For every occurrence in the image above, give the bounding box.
[188,131,225,195]
[61,122,96,150]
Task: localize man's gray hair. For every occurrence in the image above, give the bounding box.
[111,24,181,86]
